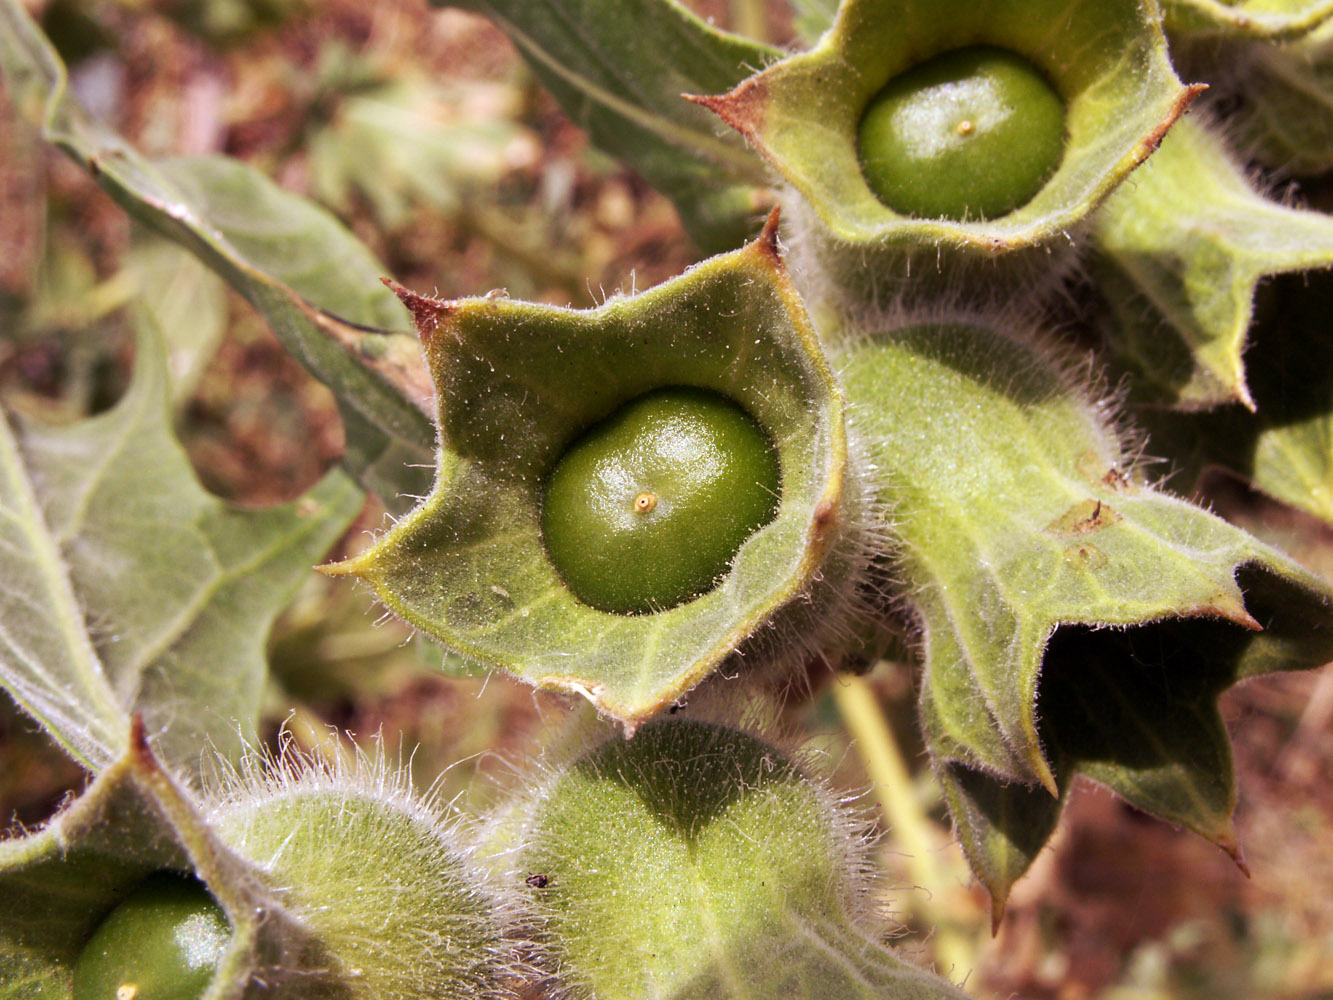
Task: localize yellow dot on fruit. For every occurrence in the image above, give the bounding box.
[116,986,138,1000]
[634,492,658,514]
[956,119,975,136]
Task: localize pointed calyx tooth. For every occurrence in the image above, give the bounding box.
[382,276,457,346]
[685,81,769,141]
[1132,83,1208,164]
[128,713,160,773]
[1222,839,1252,879]
[753,205,783,261]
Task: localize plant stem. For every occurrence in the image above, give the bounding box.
[728,0,768,41]
[832,672,976,982]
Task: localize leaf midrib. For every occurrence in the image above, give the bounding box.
[0,417,122,764]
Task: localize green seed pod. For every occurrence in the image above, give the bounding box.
[205,747,524,1000]
[0,727,525,1000]
[73,874,229,1000]
[328,215,883,729]
[690,0,1197,310]
[857,46,1066,221]
[542,387,781,614]
[503,718,969,1000]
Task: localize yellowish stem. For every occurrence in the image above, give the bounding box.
[729,0,767,41]
[832,673,976,982]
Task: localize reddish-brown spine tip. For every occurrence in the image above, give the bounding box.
[1138,83,1209,162]
[1222,839,1252,878]
[753,206,783,261]
[684,78,767,141]
[129,714,159,772]
[382,276,454,347]
[809,496,838,544]
[682,92,724,113]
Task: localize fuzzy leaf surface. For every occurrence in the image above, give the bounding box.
[1177,21,1333,174]
[1094,116,1333,408]
[516,720,970,1000]
[0,734,516,999]
[0,1,434,510]
[1165,0,1333,38]
[941,564,1333,911]
[126,237,231,408]
[1139,269,1333,525]
[440,0,777,252]
[334,226,850,725]
[696,0,1192,256]
[0,326,362,772]
[837,322,1333,899]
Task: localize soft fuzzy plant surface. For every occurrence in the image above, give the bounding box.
[1,0,1332,997]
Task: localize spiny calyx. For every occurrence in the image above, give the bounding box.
[326,215,854,725]
[692,0,1195,260]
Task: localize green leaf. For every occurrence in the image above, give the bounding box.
[0,0,435,510]
[693,0,1195,277]
[1138,269,1333,525]
[836,320,1333,900]
[786,0,838,45]
[940,561,1333,912]
[125,236,230,408]
[0,323,363,772]
[1093,116,1333,408]
[440,0,777,253]
[1173,19,1333,175]
[512,719,971,1000]
[1164,0,1333,39]
[330,220,865,727]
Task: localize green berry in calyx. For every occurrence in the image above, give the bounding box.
[541,386,781,615]
[856,45,1066,221]
[72,873,230,1000]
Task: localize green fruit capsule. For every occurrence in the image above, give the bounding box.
[73,873,230,1000]
[857,46,1066,221]
[541,386,781,615]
